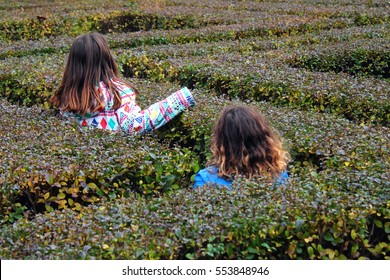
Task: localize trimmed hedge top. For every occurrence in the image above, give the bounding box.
[1,79,388,224]
[0,175,388,260]
[0,0,389,260]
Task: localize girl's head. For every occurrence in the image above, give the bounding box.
[52,32,126,114]
[210,105,289,179]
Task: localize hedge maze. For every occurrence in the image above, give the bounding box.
[0,0,389,259]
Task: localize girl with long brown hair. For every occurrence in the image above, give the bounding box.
[194,105,289,188]
[51,32,195,133]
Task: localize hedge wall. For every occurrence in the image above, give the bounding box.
[0,93,199,223]
[1,38,389,125]
[1,79,388,259]
[0,177,388,260]
[0,0,389,260]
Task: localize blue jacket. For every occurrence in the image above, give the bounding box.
[194,166,288,189]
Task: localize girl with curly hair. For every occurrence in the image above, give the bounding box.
[194,105,289,189]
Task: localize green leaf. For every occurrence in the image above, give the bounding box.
[351,229,357,240]
[248,247,259,254]
[96,188,104,196]
[57,192,66,199]
[165,174,176,185]
[185,253,195,260]
[108,192,116,199]
[337,254,347,260]
[43,192,50,200]
[226,243,234,257]
[374,219,383,228]
[351,243,359,254]
[307,246,314,257]
[326,249,335,260]
[87,182,97,190]
[149,153,157,159]
[261,243,271,250]
[193,162,200,173]
[45,205,54,213]
[45,173,54,185]
[295,219,305,228]
[384,222,390,234]
[324,232,334,242]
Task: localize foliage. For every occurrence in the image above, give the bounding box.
[287,38,390,78]
[0,99,198,223]
[117,51,389,125]
[0,0,389,260]
[1,80,388,227]
[0,174,388,260]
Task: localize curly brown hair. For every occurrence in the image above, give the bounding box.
[208,105,289,179]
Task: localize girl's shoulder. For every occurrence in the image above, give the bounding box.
[196,166,218,177]
[111,80,136,96]
[99,81,136,108]
[196,166,232,188]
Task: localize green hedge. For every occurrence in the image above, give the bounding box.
[117,52,389,126]
[0,174,388,260]
[0,54,63,108]
[15,51,385,127]
[291,49,389,78]
[0,11,207,42]
[1,79,388,226]
[0,98,199,223]
[2,0,389,43]
[1,20,387,125]
[1,0,389,260]
[287,36,390,78]
[0,15,357,59]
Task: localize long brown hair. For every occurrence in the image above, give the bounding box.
[209,105,289,179]
[51,32,136,114]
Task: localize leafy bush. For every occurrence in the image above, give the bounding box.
[0,97,199,223]
[1,0,389,260]
[130,79,390,179]
[2,78,388,225]
[117,51,389,125]
[4,18,381,60]
[0,172,388,260]
[1,20,388,125]
[287,38,390,78]
[0,11,202,42]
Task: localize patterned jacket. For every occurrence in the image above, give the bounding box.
[63,81,195,134]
